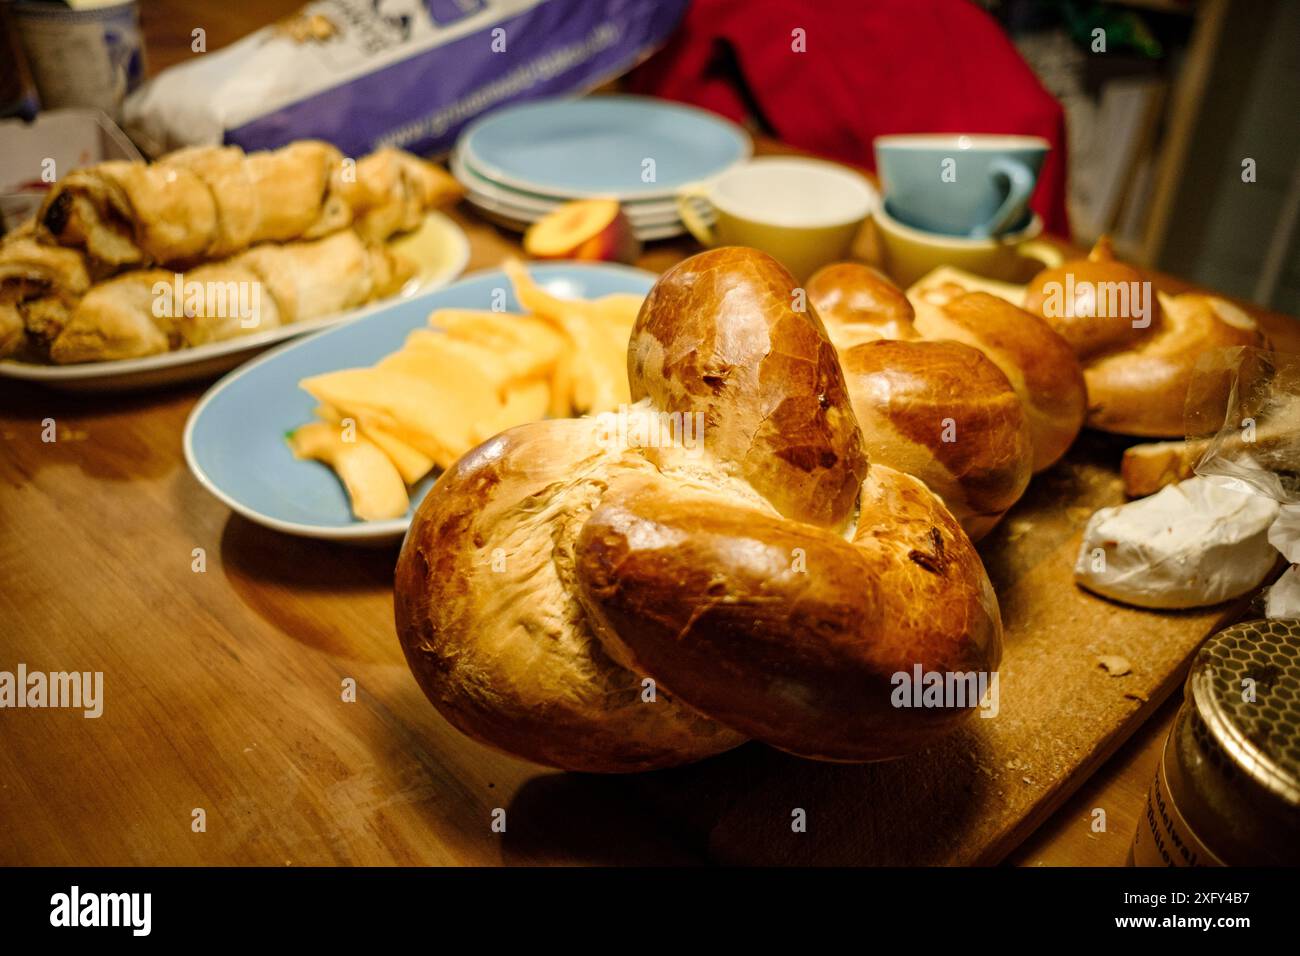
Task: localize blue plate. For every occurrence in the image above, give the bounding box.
[184,263,657,545]
[460,95,751,201]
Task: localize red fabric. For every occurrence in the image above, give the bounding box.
[627,0,1070,237]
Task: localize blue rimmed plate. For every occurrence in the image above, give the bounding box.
[183,262,657,545]
[459,95,751,201]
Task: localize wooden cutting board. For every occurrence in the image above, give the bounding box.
[619,429,1256,865]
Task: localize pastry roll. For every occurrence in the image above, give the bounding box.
[342,147,464,243]
[0,227,94,357]
[160,142,350,258]
[48,270,173,363]
[236,228,411,326]
[37,141,462,270]
[0,304,23,358]
[49,230,415,364]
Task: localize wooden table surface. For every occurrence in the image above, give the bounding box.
[2,6,1296,866]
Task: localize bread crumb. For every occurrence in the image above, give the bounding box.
[1097,655,1132,676]
[1006,519,1034,540]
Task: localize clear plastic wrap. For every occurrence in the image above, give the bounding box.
[1186,347,1300,618]
[1186,346,1300,504]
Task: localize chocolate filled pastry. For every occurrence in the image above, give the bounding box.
[395,247,1002,772]
[36,141,463,271]
[1023,238,1265,437]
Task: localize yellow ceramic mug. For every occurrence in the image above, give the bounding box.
[676,157,876,279]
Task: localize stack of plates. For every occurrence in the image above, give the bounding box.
[453,95,752,241]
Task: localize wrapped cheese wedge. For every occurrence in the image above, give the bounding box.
[1074,477,1279,609]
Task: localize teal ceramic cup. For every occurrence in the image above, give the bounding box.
[874,134,1049,238]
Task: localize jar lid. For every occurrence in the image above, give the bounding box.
[1187,619,1300,809]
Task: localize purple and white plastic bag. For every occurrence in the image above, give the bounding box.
[123,0,688,158]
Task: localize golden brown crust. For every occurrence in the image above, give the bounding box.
[49,271,173,363]
[807,262,917,342]
[342,148,465,243]
[804,262,1058,536]
[237,229,373,326]
[0,303,26,357]
[913,291,1087,471]
[395,248,1004,770]
[100,161,219,265]
[1120,440,1197,497]
[0,233,92,299]
[161,142,344,257]
[0,231,94,357]
[1022,242,1265,437]
[37,143,462,270]
[574,465,1001,761]
[1082,293,1262,437]
[1022,257,1157,357]
[393,419,745,773]
[839,338,1032,539]
[39,163,154,267]
[45,230,407,364]
[629,247,869,531]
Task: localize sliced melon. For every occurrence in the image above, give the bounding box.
[472,379,552,443]
[288,421,409,521]
[376,335,514,397]
[314,403,434,484]
[397,329,543,391]
[429,310,567,373]
[359,421,434,485]
[300,367,498,465]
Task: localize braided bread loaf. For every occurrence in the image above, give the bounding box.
[806,262,1085,539]
[395,247,1002,771]
[1023,239,1265,437]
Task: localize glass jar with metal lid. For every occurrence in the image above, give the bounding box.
[1132,619,1300,866]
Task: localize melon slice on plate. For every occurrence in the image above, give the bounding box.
[287,421,409,521]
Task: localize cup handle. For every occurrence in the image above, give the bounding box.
[1017,239,1064,269]
[676,185,717,247]
[975,158,1036,238]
